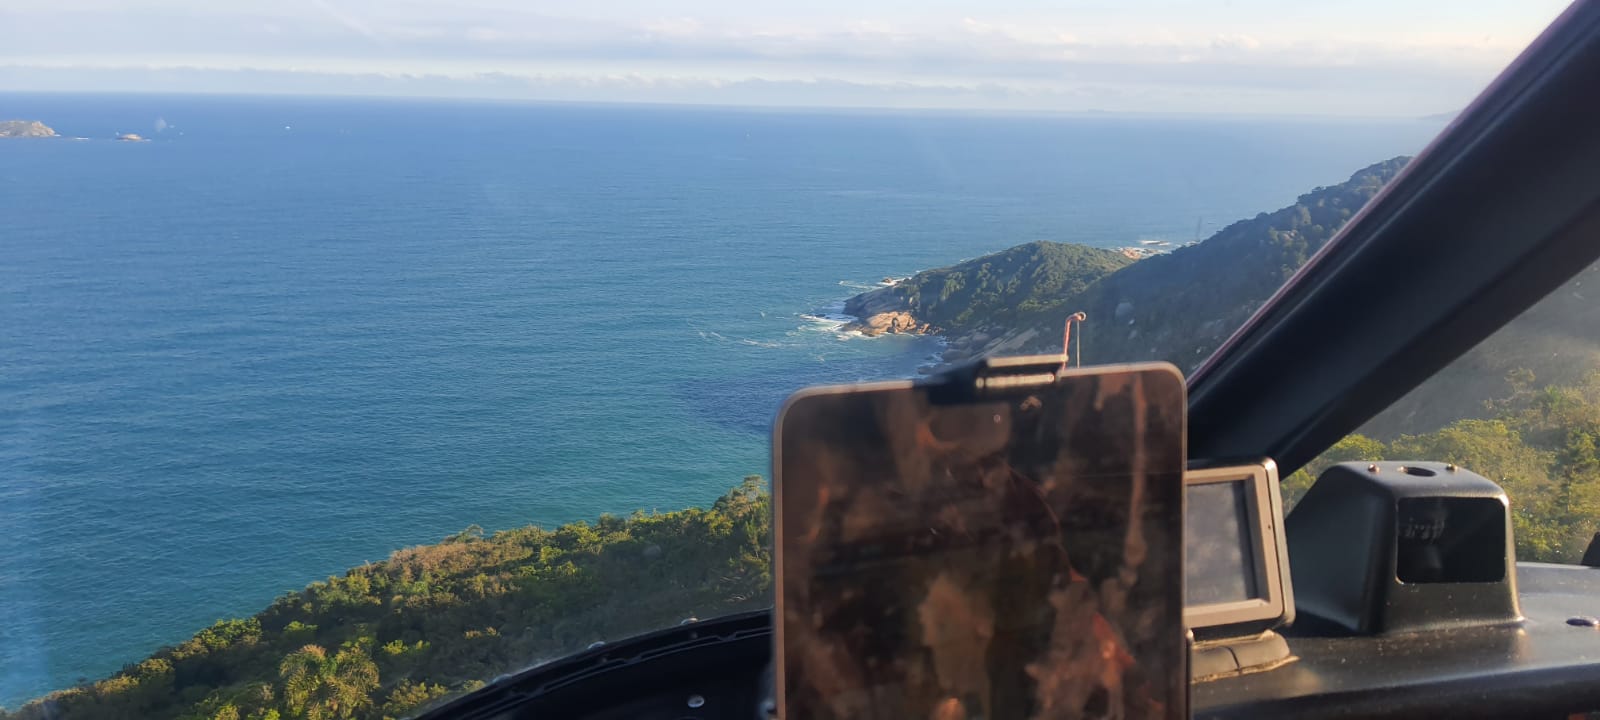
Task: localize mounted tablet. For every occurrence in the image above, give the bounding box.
[1184,459,1294,640]
[773,356,1187,720]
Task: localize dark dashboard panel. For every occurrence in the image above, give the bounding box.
[419,612,774,720]
[1196,564,1600,719]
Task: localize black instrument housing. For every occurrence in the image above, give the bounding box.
[1287,462,1520,635]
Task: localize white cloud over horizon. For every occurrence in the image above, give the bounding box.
[0,0,1575,116]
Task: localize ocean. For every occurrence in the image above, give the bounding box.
[0,93,1442,705]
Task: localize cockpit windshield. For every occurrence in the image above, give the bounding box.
[1288,253,1600,564]
[0,1,1573,718]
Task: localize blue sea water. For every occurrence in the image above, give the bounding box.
[0,93,1442,705]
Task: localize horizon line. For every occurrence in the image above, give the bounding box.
[0,88,1457,124]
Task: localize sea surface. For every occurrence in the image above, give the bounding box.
[0,93,1442,705]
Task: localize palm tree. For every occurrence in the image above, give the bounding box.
[278,644,380,720]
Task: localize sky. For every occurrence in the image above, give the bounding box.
[0,0,1575,116]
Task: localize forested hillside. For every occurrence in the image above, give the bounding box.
[849,155,1600,440]
[1359,262,1600,437]
[841,155,1600,560]
[1285,371,1600,563]
[843,158,1409,364]
[1009,157,1407,368]
[847,241,1133,333]
[0,480,772,720]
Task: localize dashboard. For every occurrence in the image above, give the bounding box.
[422,458,1600,720]
[1197,563,1600,719]
[420,563,1600,720]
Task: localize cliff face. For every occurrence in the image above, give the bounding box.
[845,310,929,337]
[0,120,58,138]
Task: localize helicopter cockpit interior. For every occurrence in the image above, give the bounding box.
[417,3,1600,718]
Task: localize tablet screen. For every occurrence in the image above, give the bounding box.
[775,365,1186,720]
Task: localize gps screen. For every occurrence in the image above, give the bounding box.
[1185,479,1259,605]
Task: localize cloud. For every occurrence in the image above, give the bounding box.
[1210,34,1262,51]
[0,63,1172,117]
[0,60,1481,117]
[2,4,1525,69]
[0,1,1560,116]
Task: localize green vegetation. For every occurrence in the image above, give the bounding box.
[21,155,1600,717]
[843,158,1412,370]
[1284,372,1600,563]
[1359,261,1600,437]
[867,155,1600,442]
[852,155,1600,562]
[858,241,1134,332]
[1,479,772,720]
[1021,157,1409,369]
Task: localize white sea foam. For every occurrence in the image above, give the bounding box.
[801,312,855,325]
[798,299,856,335]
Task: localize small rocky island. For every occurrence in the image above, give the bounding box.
[0,120,58,138]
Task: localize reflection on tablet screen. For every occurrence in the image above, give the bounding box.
[776,366,1186,720]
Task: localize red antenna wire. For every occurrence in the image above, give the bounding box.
[1061,312,1087,372]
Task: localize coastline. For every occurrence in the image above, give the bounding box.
[834,241,1166,372]
[837,280,1048,372]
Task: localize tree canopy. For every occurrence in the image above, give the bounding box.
[1287,372,1600,563]
[871,241,1134,332]
[1,478,772,720]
